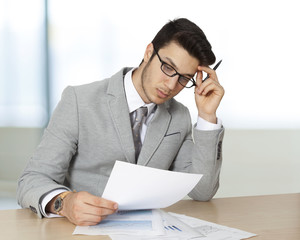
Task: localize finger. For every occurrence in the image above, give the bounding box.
[196,78,211,95]
[84,204,117,217]
[195,69,203,86]
[75,215,108,226]
[197,79,222,96]
[88,197,118,211]
[198,65,214,75]
[68,205,109,225]
[82,212,108,223]
[77,221,100,226]
[198,65,219,83]
[195,70,203,94]
[200,83,216,96]
[81,192,118,211]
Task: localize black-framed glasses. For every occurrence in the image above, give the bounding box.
[153,47,196,88]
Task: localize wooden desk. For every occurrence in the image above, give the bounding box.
[1,193,299,240]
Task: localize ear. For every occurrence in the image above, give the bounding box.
[143,43,154,63]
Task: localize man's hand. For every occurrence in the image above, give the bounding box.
[194,65,224,123]
[47,191,118,226]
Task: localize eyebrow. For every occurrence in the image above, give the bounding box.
[164,56,195,78]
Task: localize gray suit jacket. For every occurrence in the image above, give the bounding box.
[17,68,224,218]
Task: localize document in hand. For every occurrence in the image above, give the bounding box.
[102,161,203,210]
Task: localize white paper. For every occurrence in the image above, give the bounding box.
[110,211,257,240]
[73,209,164,236]
[169,212,257,240]
[160,210,205,239]
[110,210,204,240]
[102,161,202,210]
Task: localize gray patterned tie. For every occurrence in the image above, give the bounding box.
[131,107,148,161]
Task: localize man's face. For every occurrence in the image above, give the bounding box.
[139,42,199,105]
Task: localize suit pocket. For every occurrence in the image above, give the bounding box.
[154,132,181,166]
[160,132,181,151]
[147,132,182,169]
[164,132,180,137]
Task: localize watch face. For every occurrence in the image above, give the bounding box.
[54,197,63,212]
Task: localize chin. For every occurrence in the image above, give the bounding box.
[144,89,170,104]
[152,97,169,105]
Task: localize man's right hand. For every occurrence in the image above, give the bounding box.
[47,191,118,226]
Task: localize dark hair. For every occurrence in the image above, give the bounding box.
[151,18,216,66]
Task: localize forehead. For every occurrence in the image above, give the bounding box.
[158,42,199,74]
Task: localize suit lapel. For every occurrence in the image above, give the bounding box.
[138,103,171,166]
[107,68,136,164]
[106,68,172,166]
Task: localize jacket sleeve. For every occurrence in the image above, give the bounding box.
[170,107,225,201]
[17,86,78,218]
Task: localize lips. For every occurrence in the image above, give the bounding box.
[157,88,169,98]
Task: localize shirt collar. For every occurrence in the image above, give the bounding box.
[124,68,156,115]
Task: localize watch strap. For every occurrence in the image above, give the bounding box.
[54,191,73,215]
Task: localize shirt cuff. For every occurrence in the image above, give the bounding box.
[41,189,66,218]
[195,116,222,131]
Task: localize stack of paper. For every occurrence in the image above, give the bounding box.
[73,209,257,239]
[73,161,257,239]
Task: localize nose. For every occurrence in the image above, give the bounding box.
[164,75,178,90]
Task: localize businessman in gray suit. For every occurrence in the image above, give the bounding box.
[17,18,225,226]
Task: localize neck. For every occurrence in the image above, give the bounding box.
[131,64,150,103]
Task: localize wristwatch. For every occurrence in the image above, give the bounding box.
[53,191,72,215]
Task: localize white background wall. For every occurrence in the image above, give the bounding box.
[1,0,299,209]
[47,0,300,129]
[1,0,300,128]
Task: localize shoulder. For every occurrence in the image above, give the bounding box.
[61,67,132,103]
[57,80,108,109]
[73,79,109,96]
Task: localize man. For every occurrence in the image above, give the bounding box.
[17,18,225,226]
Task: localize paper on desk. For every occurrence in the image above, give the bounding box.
[110,211,257,240]
[110,210,204,240]
[169,212,257,240]
[73,209,164,236]
[102,161,202,210]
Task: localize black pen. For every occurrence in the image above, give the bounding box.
[202,60,222,82]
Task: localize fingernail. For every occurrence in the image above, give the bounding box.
[114,203,118,209]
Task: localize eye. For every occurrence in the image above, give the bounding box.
[162,63,175,74]
[179,76,190,83]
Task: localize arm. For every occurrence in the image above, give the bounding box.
[187,126,224,201]
[170,111,224,201]
[171,65,225,201]
[17,86,79,218]
[17,86,117,225]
